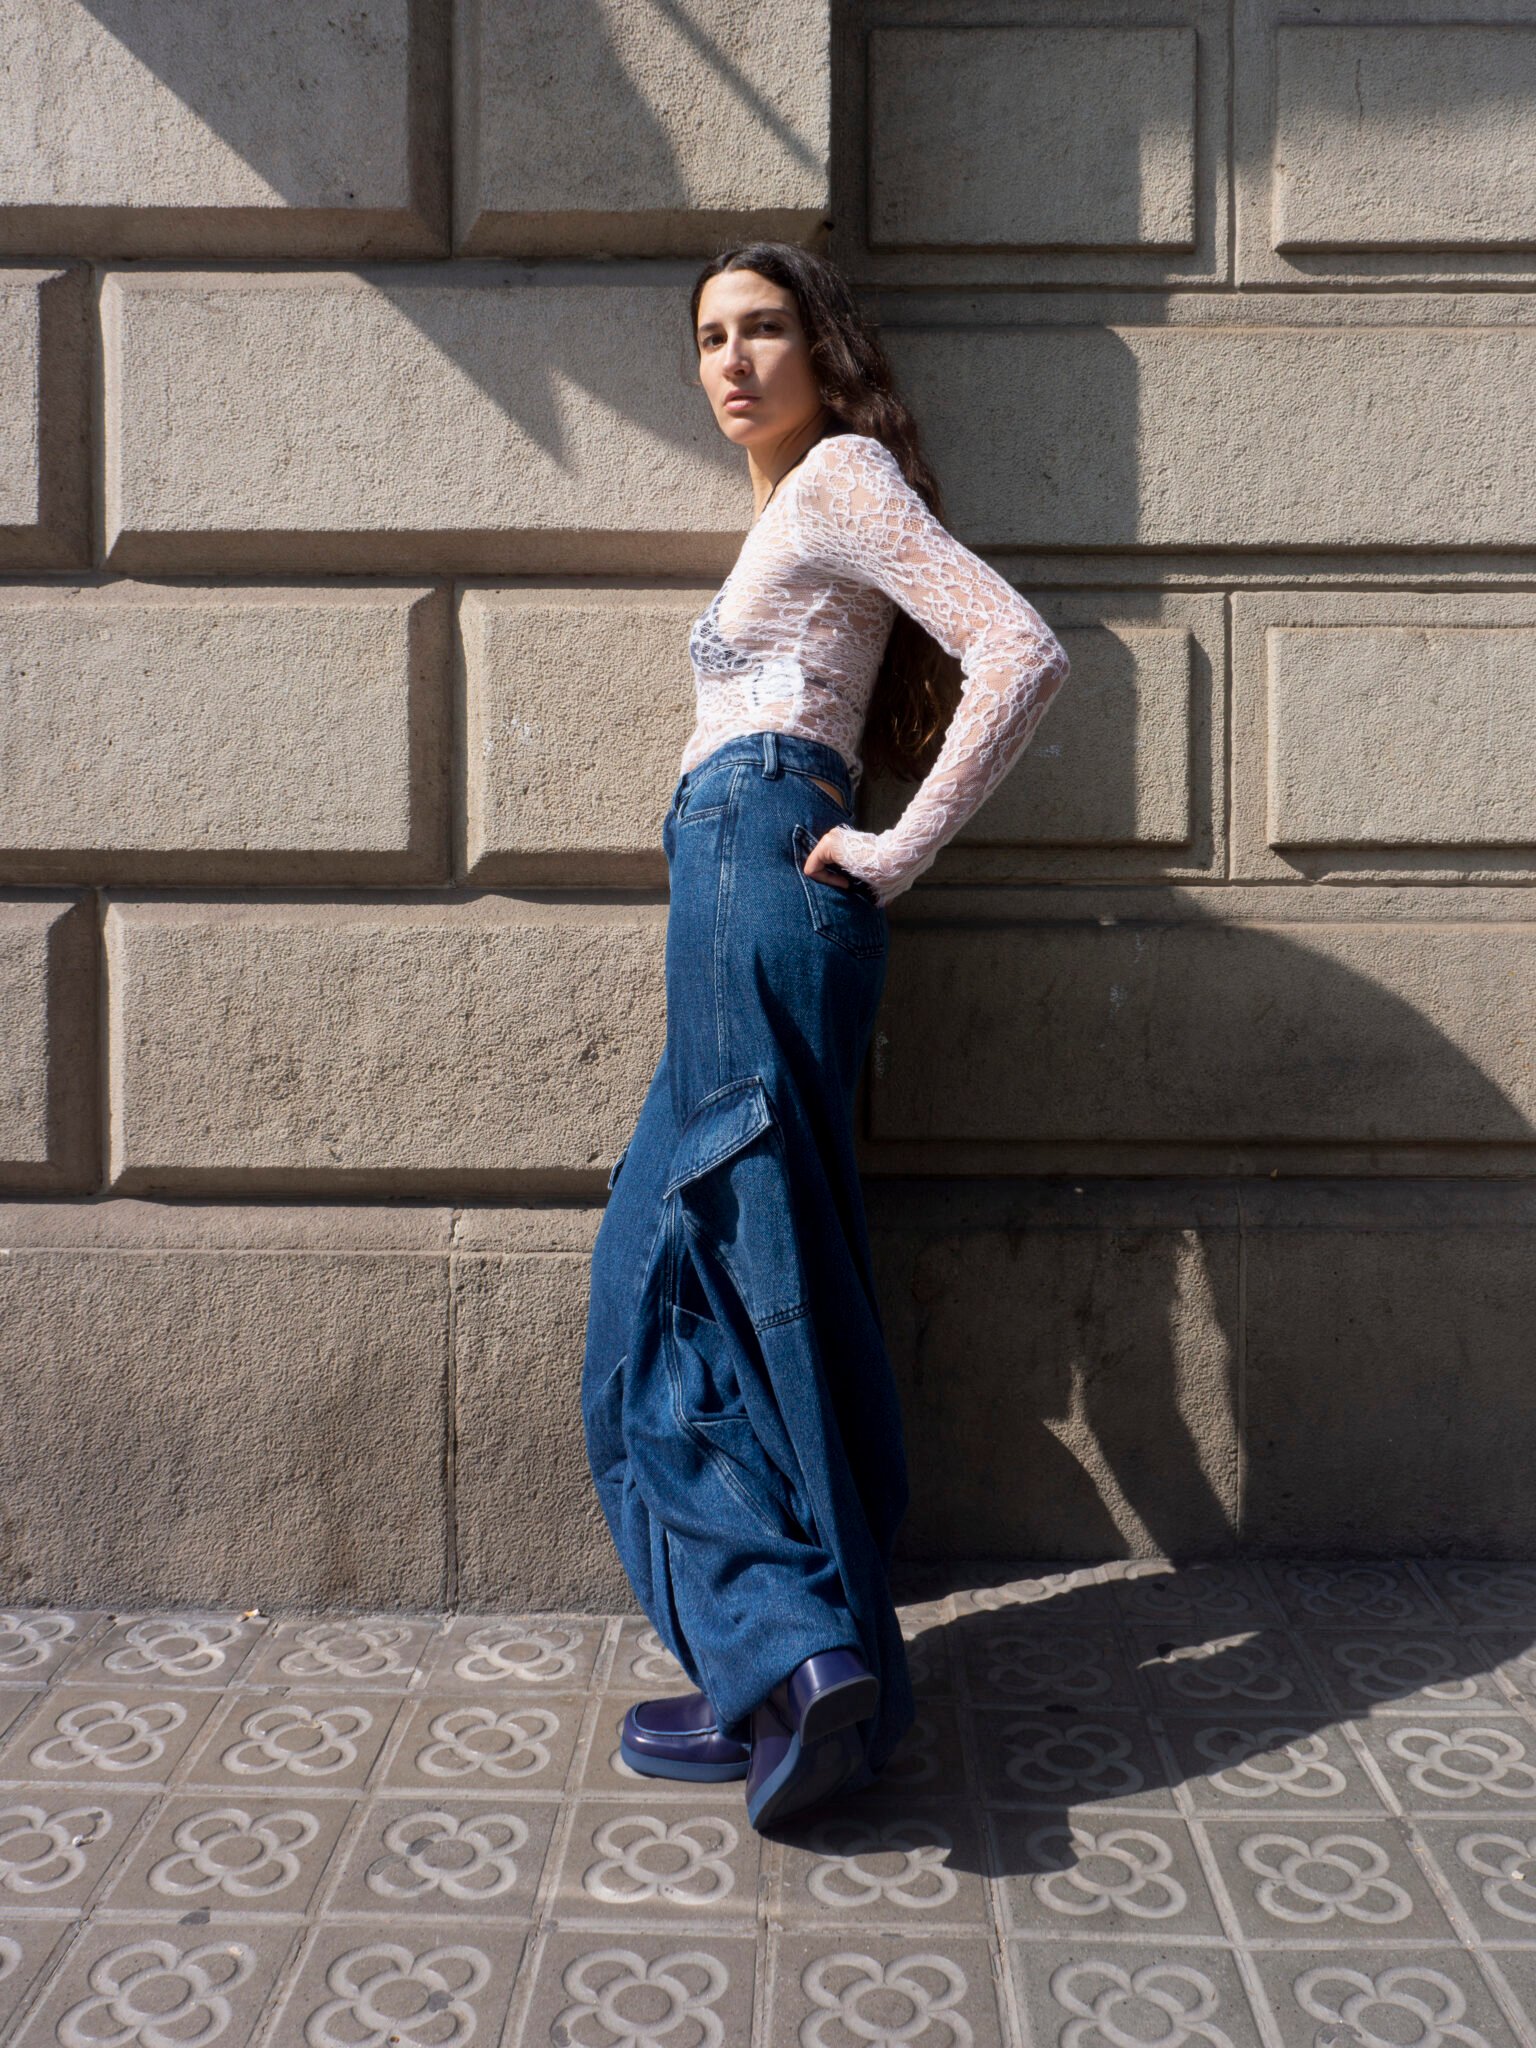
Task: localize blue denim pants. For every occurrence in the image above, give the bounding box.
[581,728,914,1773]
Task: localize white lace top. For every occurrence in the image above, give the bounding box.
[680,431,1070,905]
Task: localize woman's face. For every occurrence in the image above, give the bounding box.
[695,268,824,457]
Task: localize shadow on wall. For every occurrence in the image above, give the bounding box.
[868,905,1536,1564]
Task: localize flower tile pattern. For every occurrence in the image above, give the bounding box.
[0,1561,1535,2044]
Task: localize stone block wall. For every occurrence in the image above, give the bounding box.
[2,0,1533,1612]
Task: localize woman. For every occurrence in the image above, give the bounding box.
[581,242,1069,1832]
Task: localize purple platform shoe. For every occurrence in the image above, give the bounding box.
[745,1647,879,1830]
[620,1691,751,1782]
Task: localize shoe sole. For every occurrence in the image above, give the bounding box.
[619,1737,749,1783]
[746,1673,880,1830]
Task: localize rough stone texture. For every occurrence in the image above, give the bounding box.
[869,888,1536,1177]
[101,267,749,574]
[1234,591,1536,884]
[460,584,702,883]
[0,582,450,883]
[0,0,448,258]
[0,893,97,1191]
[455,0,830,255]
[869,25,1196,252]
[1274,24,1536,253]
[0,1240,450,1608]
[104,898,666,1193]
[883,295,1536,551]
[1238,0,1536,286]
[453,1251,631,1611]
[841,0,1229,288]
[870,1181,1242,1560]
[0,266,89,568]
[1240,1181,1536,1555]
[861,600,1221,882]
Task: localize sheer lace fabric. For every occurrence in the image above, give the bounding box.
[680,432,1070,905]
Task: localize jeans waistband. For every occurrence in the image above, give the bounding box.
[672,729,855,802]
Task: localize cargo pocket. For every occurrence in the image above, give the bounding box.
[670,1300,801,1542]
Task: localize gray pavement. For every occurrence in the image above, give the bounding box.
[4,1559,1536,2045]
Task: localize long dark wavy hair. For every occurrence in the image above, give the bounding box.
[689,242,961,784]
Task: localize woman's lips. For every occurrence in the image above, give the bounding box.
[724,394,759,410]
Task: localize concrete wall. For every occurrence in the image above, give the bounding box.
[2,0,1533,1611]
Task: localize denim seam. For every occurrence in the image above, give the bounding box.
[712,764,744,1086]
[663,1291,794,1546]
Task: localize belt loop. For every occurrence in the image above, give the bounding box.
[762,730,780,778]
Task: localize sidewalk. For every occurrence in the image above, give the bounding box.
[4,1559,1536,2045]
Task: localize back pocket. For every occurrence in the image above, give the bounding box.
[791,822,887,958]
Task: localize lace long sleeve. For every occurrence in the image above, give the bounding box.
[796,436,1069,906]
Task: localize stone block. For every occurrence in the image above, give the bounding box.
[460,584,702,883]
[1233,591,1536,883]
[456,0,829,255]
[101,266,745,573]
[0,1228,450,1608]
[0,0,447,257]
[869,26,1196,252]
[105,897,666,1193]
[0,892,97,1191]
[1237,0,1536,285]
[452,1251,630,1611]
[0,266,89,568]
[840,0,1228,288]
[868,1180,1241,1560]
[861,599,1220,882]
[868,887,1536,1177]
[0,581,449,884]
[884,294,1536,551]
[1239,1180,1536,1555]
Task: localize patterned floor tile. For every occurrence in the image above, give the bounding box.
[1248,1944,1526,2048]
[549,1797,760,1924]
[415,1615,605,1695]
[0,1687,222,1789]
[0,1612,104,1689]
[1479,1951,1536,2040]
[1410,1817,1536,1944]
[900,1612,959,1701]
[971,1706,1178,1812]
[316,1794,556,1920]
[0,1918,78,2038]
[1109,1561,1283,1630]
[1472,1633,1536,1707]
[1158,1713,1392,1815]
[0,1790,156,1915]
[603,1620,691,1698]
[236,1615,442,1692]
[960,1623,1140,1711]
[9,1916,298,2047]
[378,1691,584,1797]
[866,1701,972,1804]
[61,1614,269,1692]
[0,1692,40,1746]
[992,1812,1225,1941]
[1351,1717,1536,1814]
[774,1804,989,1929]
[952,1563,1107,1623]
[265,1918,525,2046]
[1416,1565,1536,1629]
[768,1930,1005,2048]
[1007,1939,1268,2048]
[177,1690,405,1793]
[1308,1632,1520,1716]
[1201,1815,1461,1944]
[515,1928,754,2046]
[1128,1623,1330,1714]
[96,1792,354,1919]
[1262,1559,1454,1631]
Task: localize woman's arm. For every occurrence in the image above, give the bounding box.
[798,435,1070,906]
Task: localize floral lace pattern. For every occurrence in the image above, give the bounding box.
[680,432,1070,904]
